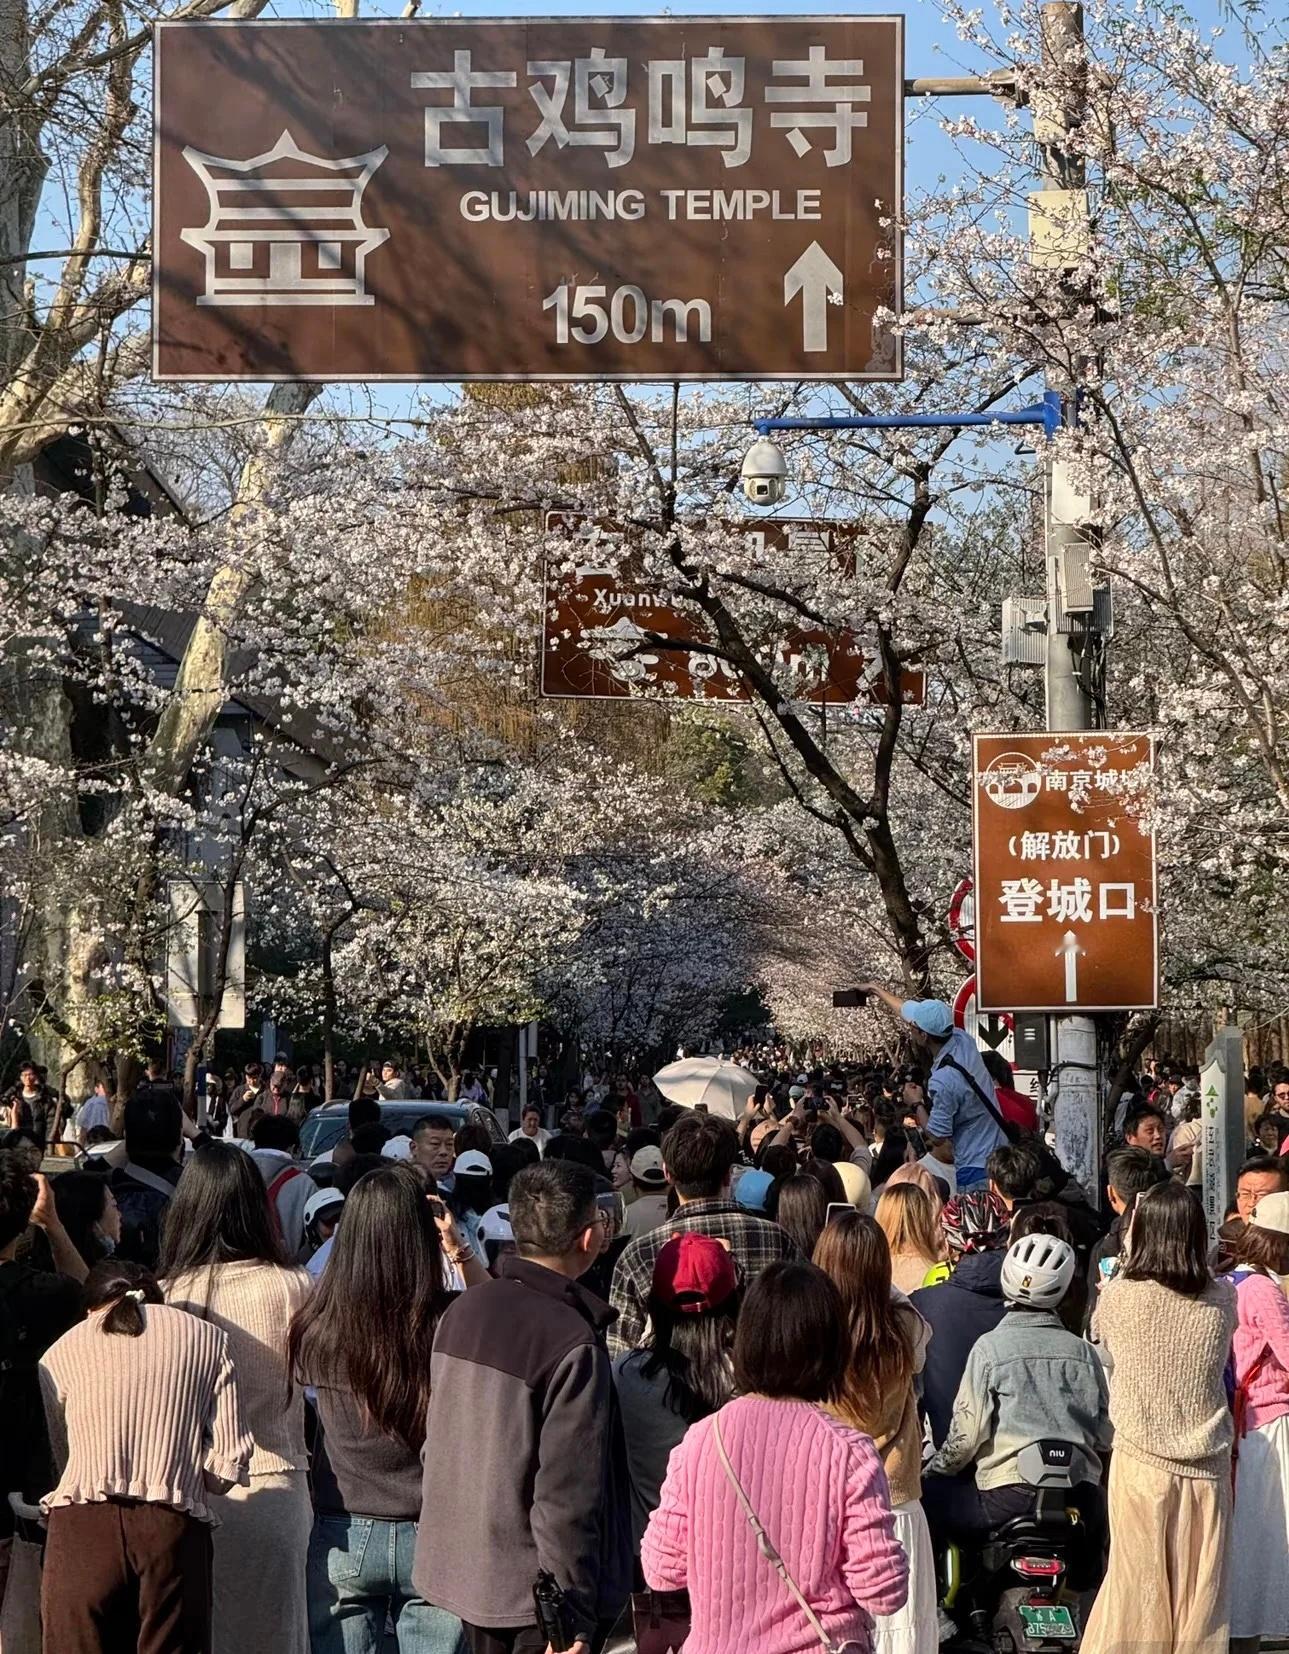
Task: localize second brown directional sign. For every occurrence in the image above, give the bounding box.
[152,17,903,382]
[541,516,925,704]
[972,732,1159,1014]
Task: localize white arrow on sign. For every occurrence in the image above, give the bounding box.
[1055,929,1085,1002]
[784,242,844,353]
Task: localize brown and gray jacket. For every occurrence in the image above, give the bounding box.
[413,1255,632,1639]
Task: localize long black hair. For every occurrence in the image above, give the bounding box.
[766,1173,830,1259]
[870,1128,911,1189]
[158,1141,285,1279]
[639,1294,740,1424]
[51,1171,114,1269]
[286,1163,450,1452]
[1120,1179,1211,1297]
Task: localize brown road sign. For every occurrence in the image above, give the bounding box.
[152,17,903,382]
[972,732,1159,1013]
[541,518,925,704]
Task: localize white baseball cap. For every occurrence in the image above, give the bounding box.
[629,1146,666,1186]
[1251,1191,1289,1236]
[453,1150,493,1176]
[303,1188,345,1228]
[476,1204,513,1246]
[381,1135,414,1161]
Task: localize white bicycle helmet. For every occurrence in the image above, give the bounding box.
[1001,1233,1077,1309]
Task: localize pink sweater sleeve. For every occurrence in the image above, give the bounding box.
[1245,1272,1289,1375]
[839,1436,908,1619]
[640,1424,693,1593]
[202,1333,252,1492]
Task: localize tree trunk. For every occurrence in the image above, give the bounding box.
[1105,1011,1161,1126]
[322,934,337,1104]
[144,382,322,797]
[182,1037,203,1121]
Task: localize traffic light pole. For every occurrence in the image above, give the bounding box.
[1038,1,1102,1194]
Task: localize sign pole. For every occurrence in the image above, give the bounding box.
[1039,1,1100,1196]
[1200,1026,1246,1241]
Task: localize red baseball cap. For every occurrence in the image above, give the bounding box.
[651,1233,739,1314]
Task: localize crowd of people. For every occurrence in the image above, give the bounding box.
[0,993,1287,1654]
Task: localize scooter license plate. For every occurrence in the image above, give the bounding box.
[1019,1604,1077,1640]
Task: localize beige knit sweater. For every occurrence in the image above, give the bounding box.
[165,1260,312,1476]
[1094,1275,1237,1478]
[39,1304,252,1522]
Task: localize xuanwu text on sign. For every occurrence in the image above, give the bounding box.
[152,17,903,382]
[541,516,924,704]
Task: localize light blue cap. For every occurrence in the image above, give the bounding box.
[901,998,954,1037]
[734,1169,774,1213]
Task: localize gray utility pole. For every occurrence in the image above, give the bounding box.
[903,12,1110,1189]
[1037,1,1095,734]
[1037,0,1103,1192]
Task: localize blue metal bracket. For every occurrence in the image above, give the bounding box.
[754,388,1063,442]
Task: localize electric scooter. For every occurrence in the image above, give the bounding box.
[939,1440,1097,1653]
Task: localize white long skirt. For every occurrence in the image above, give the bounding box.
[872,1499,938,1654]
[211,1469,312,1654]
[1230,1410,1289,1640]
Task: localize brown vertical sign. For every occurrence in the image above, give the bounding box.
[972,732,1159,1013]
[152,17,903,382]
[541,516,925,704]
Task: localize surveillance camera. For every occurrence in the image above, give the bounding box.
[740,437,789,507]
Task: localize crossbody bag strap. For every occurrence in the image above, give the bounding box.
[122,1161,178,1200]
[939,1058,1014,1137]
[712,1413,839,1654]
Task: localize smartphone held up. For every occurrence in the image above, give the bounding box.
[831,988,870,1009]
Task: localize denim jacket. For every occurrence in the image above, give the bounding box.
[926,1306,1112,1490]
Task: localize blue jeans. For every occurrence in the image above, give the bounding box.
[308,1515,466,1654]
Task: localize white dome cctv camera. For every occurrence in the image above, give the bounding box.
[740,437,789,507]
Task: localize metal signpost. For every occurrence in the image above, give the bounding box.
[541,516,924,703]
[1200,1025,1246,1242]
[153,17,903,382]
[972,728,1158,1191]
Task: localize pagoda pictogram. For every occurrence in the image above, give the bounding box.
[180,130,390,307]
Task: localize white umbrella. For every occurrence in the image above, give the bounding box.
[652,1057,759,1122]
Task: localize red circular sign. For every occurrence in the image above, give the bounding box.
[953,975,1016,1048]
[952,975,977,1030]
[948,877,975,964]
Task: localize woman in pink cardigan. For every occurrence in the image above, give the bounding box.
[1228,1192,1289,1654]
[642,1261,908,1654]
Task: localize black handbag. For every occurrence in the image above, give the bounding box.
[630,1587,691,1654]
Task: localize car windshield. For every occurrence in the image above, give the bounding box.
[297,1102,500,1158]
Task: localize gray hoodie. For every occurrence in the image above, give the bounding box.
[247,1149,317,1261]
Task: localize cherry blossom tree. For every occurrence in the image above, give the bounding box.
[4,0,1289,1086]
